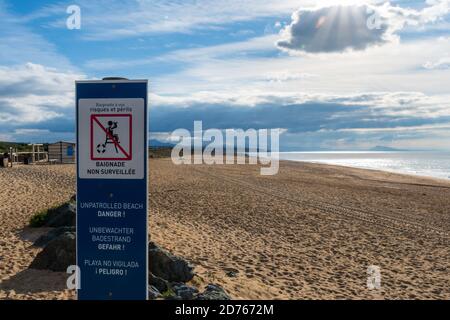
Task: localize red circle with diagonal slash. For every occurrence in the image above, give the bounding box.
[90,114,132,160]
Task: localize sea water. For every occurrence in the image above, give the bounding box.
[277,152,450,180]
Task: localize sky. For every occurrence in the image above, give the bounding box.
[0,0,449,151]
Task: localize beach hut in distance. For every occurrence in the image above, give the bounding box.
[48,141,76,164]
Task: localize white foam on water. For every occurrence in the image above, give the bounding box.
[276,151,450,180]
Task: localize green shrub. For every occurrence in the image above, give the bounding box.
[29,210,50,227]
[29,201,70,227]
[160,288,175,299]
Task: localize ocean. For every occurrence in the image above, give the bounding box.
[277,151,450,180]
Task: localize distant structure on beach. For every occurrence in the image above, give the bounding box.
[48,141,76,164]
[4,143,48,166]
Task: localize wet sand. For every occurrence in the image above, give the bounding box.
[1,159,449,299]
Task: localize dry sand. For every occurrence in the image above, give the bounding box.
[0,165,76,299]
[1,159,449,299]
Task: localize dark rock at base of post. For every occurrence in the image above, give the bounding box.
[195,284,231,300]
[148,285,161,300]
[43,202,76,227]
[29,232,76,272]
[34,226,76,247]
[148,241,194,283]
[171,282,199,300]
[149,272,169,293]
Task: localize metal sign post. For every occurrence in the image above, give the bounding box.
[76,79,148,300]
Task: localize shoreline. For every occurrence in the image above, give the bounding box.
[274,150,450,182]
[248,153,450,184]
[280,159,450,184]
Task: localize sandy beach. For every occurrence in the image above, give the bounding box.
[0,159,449,299]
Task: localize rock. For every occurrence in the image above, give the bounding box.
[33,226,76,247]
[171,283,199,300]
[70,194,76,202]
[148,285,161,300]
[43,202,76,227]
[148,241,194,283]
[149,272,169,293]
[224,267,239,278]
[164,293,182,300]
[195,284,231,300]
[29,232,76,271]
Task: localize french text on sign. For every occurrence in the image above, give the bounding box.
[78,98,145,179]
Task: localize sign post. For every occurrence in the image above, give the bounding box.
[76,79,148,300]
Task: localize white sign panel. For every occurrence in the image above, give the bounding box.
[78,98,145,179]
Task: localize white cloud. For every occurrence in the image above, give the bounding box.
[149,89,450,151]
[0,63,84,96]
[1,63,448,150]
[150,90,450,122]
[277,5,389,53]
[84,34,278,70]
[263,71,318,83]
[331,122,450,133]
[149,36,450,96]
[14,128,51,135]
[0,63,85,124]
[423,56,450,69]
[277,1,450,53]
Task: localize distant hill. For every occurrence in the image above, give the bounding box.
[148,139,175,148]
[370,145,408,152]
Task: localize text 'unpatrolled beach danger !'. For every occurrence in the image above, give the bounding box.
[78,98,145,179]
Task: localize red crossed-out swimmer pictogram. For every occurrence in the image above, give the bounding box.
[90,114,132,161]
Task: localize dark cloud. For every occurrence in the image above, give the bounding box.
[277,5,389,53]
[147,100,450,151]
[18,116,75,133]
[0,79,63,98]
[149,101,450,134]
[3,97,450,149]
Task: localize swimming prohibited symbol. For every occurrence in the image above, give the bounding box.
[90,114,132,160]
